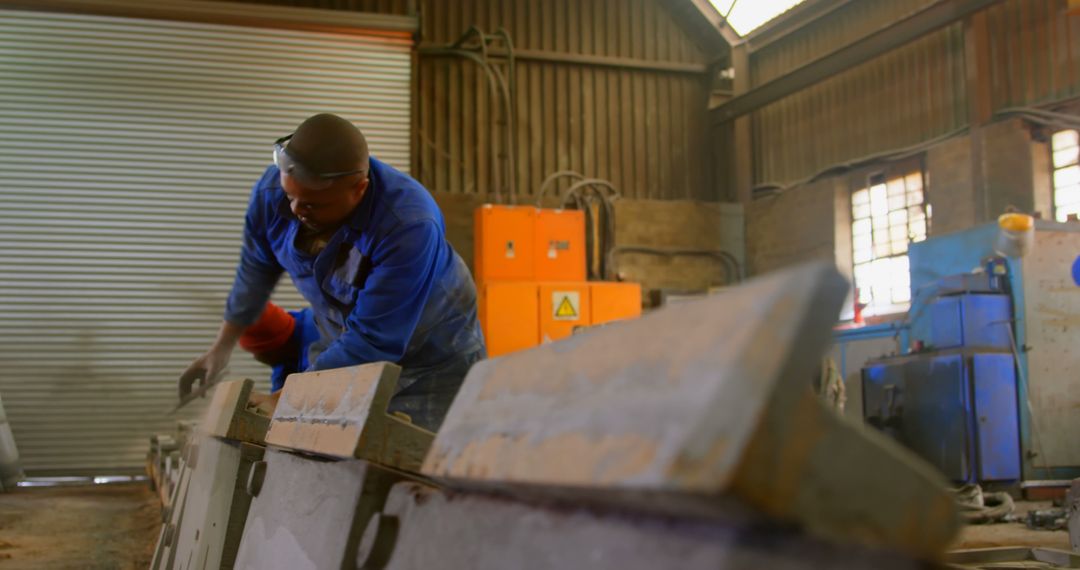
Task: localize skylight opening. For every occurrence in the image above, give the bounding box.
[708,0,808,36]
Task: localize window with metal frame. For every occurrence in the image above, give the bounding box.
[851,167,929,317]
[1051,130,1080,222]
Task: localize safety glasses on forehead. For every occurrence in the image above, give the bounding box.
[273,134,366,190]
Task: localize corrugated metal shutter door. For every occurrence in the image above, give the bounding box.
[0,9,412,475]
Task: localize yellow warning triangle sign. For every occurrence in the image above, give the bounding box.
[555,296,577,318]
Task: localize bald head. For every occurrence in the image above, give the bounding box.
[287,113,369,177]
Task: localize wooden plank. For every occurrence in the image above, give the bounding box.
[265,363,434,472]
[199,378,270,445]
[423,262,959,559]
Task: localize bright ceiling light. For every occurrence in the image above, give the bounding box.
[708,0,808,36]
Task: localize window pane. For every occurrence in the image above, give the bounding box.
[870,185,888,217]
[887,178,905,199]
[910,219,927,241]
[854,232,872,249]
[1057,185,1080,208]
[852,218,872,236]
[872,285,891,304]
[1057,203,1080,222]
[853,253,913,315]
[907,189,924,206]
[904,173,923,192]
[1053,130,1078,150]
[892,285,912,304]
[894,254,910,275]
[1055,165,1080,189]
[852,171,920,316]
[854,264,872,303]
[888,194,906,211]
[889,226,907,245]
[852,188,870,205]
[1054,147,1079,169]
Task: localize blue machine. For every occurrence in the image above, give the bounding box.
[928,294,1012,351]
[852,222,1080,483]
[861,261,1021,484]
[863,351,1020,483]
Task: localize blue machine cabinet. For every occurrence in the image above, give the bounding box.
[909,221,1080,481]
[863,351,1020,484]
[928,294,1011,351]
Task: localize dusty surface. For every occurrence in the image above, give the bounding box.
[0,483,161,569]
[951,500,1072,551]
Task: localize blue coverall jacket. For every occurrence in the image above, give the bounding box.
[224,157,486,429]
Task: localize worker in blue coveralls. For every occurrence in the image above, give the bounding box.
[178,113,486,431]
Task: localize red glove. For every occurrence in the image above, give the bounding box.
[239,303,296,356]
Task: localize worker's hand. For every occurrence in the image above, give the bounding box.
[247,390,281,416]
[178,347,231,400]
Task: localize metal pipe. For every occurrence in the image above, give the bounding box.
[423,46,506,203]
[536,170,586,205]
[609,246,744,284]
[424,27,518,203]
[419,45,709,75]
[495,27,518,204]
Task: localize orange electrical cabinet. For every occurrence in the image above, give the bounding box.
[538,283,591,344]
[534,209,586,282]
[479,281,539,358]
[474,205,537,283]
[590,282,642,325]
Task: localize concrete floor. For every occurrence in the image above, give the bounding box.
[951,500,1072,552]
[0,483,160,570]
[0,483,1070,568]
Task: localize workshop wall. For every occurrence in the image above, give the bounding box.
[731,0,1075,278]
[745,117,1053,278]
[224,0,726,202]
[717,0,1080,193]
[746,177,839,276]
[414,0,719,202]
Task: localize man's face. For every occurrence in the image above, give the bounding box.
[281,173,368,233]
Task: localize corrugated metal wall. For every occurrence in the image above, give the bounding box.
[736,0,1080,188]
[750,0,939,85]
[224,0,409,14]
[216,0,723,200]
[415,0,716,201]
[986,0,1080,110]
[752,25,968,186]
[0,9,412,474]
